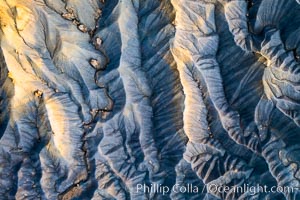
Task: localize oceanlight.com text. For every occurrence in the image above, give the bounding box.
[135,183,298,196]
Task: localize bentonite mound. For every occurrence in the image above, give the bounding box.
[1,0,300,199]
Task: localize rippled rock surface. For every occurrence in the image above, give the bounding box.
[1,0,300,199]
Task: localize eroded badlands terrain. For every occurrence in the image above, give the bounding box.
[1,0,300,199]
